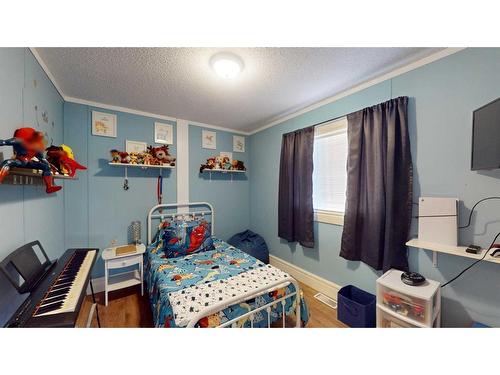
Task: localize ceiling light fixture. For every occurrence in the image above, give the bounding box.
[210,53,244,79]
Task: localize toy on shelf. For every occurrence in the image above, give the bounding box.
[199,156,246,173]
[109,145,176,167]
[147,145,176,166]
[46,144,86,177]
[0,127,62,193]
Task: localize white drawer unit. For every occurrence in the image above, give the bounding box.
[102,244,146,306]
[376,269,441,328]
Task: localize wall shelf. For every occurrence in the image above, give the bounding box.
[108,162,175,169]
[1,168,77,187]
[201,168,246,173]
[9,168,76,180]
[406,238,500,266]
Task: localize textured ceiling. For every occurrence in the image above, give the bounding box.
[36,47,441,132]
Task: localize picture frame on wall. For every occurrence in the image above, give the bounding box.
[202,130,217,149]
[92,111,117,138]
[220,151,233,161]
[125,140,147,153]
[233,135,245,152]
[154,122,173,145]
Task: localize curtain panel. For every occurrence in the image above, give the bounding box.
[340,96,413,271]
[278,126,315,248]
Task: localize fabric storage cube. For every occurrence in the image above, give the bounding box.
[337,285,376,328]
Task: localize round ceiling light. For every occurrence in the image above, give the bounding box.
[210,53,244,79]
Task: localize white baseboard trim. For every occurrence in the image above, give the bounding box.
[269,255,341,301]
[86,276,105,295]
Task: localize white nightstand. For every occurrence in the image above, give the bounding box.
[102,243,146,306]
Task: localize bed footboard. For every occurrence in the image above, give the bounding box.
[186,276,302,328]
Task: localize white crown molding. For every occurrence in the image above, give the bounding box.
[187,120,250,135]
[65,96,178,122]
[30,47,250,135]
[248,47,467,135]
[31,47,465,137]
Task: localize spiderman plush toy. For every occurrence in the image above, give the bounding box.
[0,127,62,193]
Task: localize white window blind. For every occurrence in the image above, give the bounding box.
[313,117,348,213]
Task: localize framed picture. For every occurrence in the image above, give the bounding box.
[202,130,216,149]
[154,122,173,145]
[233,135,245,152]
[126,140,147,153]
[220,151,233,161]
[92,111,117,138]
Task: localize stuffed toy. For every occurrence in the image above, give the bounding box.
[110,149,121,163]
[222,156,232,170]
[119,151,131,164]
[199,157,216,173]
[231,159,246,171]
[0,127,61,193]
[147,145,176,166]
[46,144,86,177]
[214,156,223,169]
[129,152,139,165]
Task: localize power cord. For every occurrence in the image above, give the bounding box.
[441,230,500,288]
[458,196,500,229]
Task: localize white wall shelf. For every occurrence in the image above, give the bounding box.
[406,238,500,266]
[108,162,175,169]
[202,168,246,182]
[10,167,76,180]
[201,168,246,173]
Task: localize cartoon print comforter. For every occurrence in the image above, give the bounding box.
[144,238,309,327]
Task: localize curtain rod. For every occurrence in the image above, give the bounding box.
[282,96,407,136]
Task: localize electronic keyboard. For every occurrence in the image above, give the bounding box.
[5,248,97,328]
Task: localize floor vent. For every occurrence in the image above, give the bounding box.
[314,292,337,309]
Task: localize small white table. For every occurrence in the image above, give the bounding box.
[102,244,146,306]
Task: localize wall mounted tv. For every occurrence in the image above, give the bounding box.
[471,97,500,170]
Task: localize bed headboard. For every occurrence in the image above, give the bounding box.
[147,202,215,245]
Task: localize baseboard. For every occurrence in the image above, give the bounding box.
[269,255,341,301]
[86,276,105,295]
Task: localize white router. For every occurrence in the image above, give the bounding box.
[418,197,458,246]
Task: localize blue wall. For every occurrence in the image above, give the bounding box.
[249,48,500,327]
[63,104,251,278]
[63,103,178,277]
[0,48,64,323]
[188,125,250,241]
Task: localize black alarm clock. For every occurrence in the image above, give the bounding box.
[401,271,426,286]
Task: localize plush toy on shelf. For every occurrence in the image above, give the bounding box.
[46,144,87,177]
[110,149,121,163]
[222,156,232,170]
[109,144,176,167]
[0,127,61,193]
[119,151,131,164]
[231,160,246,171]
[147,145,176,166]
[199,156,246,173]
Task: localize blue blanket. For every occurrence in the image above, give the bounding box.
[145,238,309,327]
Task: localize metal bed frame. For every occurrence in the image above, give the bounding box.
[147,202,302,328]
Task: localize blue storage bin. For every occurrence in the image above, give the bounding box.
[337,285,376,328]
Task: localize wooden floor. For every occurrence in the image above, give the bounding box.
[79,282,347,328]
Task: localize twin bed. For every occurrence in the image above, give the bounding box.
[144,202,309,328]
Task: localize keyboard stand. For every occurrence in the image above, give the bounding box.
[86,279,101,328]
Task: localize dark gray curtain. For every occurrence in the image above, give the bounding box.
[278,126,315,248]
[340,97,412,272]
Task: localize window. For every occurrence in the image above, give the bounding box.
[313,117,348,225]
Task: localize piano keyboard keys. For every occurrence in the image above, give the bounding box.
[33,250,96,317]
